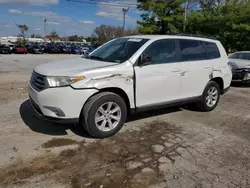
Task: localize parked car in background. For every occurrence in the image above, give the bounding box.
[29,35,232,138]
[0,44,11,54]
[228,51,250,85]
[60,45,72,54]
[44,45,60,54]
[9,44,14,51]
[28,45,44,54]
[71,46,84,54]
[82,47,89,54]
[12,45,27,54]
[83,47,96,57]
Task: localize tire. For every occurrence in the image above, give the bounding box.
[80,92,127,138]
[197,81,220,111]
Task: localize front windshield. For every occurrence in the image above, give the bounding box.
[88,38,149,63]
[229,53,250,60]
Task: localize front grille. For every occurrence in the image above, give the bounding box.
[30,71,47,91]
[232,69,249,80]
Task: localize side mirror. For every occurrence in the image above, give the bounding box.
[138,54,152,66]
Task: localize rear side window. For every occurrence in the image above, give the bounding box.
[203,41,220,59]
[179,39,205,61]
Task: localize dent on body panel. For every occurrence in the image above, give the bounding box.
[210,67,223,79]
[84,73,135,108]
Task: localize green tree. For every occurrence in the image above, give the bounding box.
[30,33,42,38]
[17,24,28,40]
[92,25,139,44]
[16,37,28,45]
[31,33,35,38]
[46,30,60,41]
[137,0,185,34]
[187,0,250,52]
[68,35,82,41]
[137,0,250,51]
[50,30,60,39]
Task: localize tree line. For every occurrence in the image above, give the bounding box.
[137,0,250,52]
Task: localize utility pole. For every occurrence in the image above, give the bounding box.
[44,19,47,38]
[183,0,188,33]
[122,7,129,36]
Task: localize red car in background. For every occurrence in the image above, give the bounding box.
[12,45,27,54]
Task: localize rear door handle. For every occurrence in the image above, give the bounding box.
[171,69,180,72]
[204,66,211,69]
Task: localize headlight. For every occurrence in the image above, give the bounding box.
[46,76,85,87]
[228,62,234,71]
[228,63,233,70]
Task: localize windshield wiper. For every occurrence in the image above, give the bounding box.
[88,55,105,61]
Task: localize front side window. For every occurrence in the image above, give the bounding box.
[229,52,250,60]
[179,39,205,61]
[87,38,149,63]
[143,39,177,64]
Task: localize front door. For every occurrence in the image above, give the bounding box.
[134,39,181,107]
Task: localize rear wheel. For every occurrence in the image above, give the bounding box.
[80,92,127,138]
[197,81,220,111]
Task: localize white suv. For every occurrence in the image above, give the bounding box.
[29,35,232,138]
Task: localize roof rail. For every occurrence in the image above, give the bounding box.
[175,34,217,40]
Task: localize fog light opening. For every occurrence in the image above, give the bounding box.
[43,106,65,117]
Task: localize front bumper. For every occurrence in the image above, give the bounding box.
[232,69,250,82]
[33,50,43,54]
[28,82,98,121]
[0,50,10,54]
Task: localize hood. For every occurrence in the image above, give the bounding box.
[34,57,116,76]
[228,58,250,69]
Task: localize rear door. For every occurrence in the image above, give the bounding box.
[177,39,213,99]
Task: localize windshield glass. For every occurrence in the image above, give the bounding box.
[88,38,149,63]
[229,52,250,60]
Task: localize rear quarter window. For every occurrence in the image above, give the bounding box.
[203,41,221,59]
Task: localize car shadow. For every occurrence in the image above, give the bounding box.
[20,99,182,138]
[231,82,250,88]
[127,107,181,122]
[19,99,91,138]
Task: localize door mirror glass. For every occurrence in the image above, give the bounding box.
[139,54,152,66]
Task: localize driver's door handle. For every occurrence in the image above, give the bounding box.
[171,69,180,72]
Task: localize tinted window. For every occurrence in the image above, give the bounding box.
[179,39,205,61]
[143,39,176,64]
[203,41,220,59]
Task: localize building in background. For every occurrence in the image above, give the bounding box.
[0,36,45,44]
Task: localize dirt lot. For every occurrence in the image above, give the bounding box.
[0,54,250,188]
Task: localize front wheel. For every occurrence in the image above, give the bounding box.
[197,81,220,111]
[80,92,127,138]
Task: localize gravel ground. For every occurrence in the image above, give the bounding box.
[0,54,250,188]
